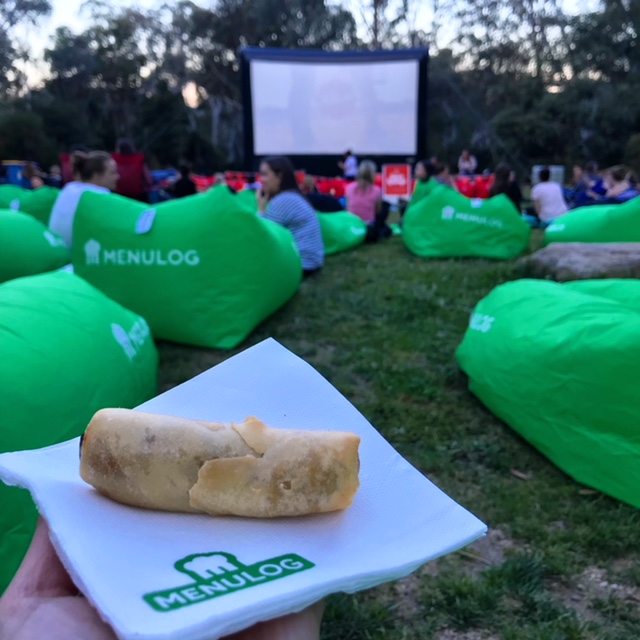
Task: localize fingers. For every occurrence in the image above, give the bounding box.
[3,518,77,600]
[224,601,324,640]
[2,597,117,640]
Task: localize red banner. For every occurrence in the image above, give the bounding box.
[382,164,412,198]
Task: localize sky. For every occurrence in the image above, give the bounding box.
[15,0,188,83]
[32,0,604,45]
[18,0,602,85]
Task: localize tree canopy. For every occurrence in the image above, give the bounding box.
[0,0,638,175]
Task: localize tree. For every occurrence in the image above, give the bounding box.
[452,0,570,83]
[0,110,56,164]
[569,0,640,82]
[0,0,51,91]
[43,6,160,148]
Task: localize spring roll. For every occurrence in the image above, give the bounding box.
[80,408,360,517]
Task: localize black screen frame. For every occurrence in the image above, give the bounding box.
[240,47,429,176]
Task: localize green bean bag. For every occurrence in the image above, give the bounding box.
[234,191,364,255]
[235,188,258,212]
[0,185,60,225]
[0,209,70,282]
[545,197,640,244]
[0,270,158,594]
[73,185,301,348]
[455,278,640,509]
[407,178,439,209]
[564,279,640,314]
[318,211,367,255]
[403,185,530,259]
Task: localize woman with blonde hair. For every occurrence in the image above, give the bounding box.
[345,160,381,223]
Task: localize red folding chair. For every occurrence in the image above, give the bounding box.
[456,177,475,198]
[317,179,330,194]
[475,177,490,199]
[193,175,213,193]
[329,179,346,198]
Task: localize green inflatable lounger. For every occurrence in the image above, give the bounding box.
[406,177,439,210]
[318,211,367,255]
[231,193,363,255]
[0,185,60,225]
[402,184,530,259]
[235,188,258,212]
[544,196,640,244]
[455,278,640,509]
[0,209,70,282]
[73,185,302,349]
[0,270,158,595]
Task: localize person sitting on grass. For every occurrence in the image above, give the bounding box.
[414,159,436,184]
[171,165,197,198]
[531,166,568,226]
[566,161,606,207]
[258,156,324,278]
[213,172,238,194]
[345,160,382,224]
[434,162,458,190]
[300,175,343,212]
[489,162,523,212]
[48,151,120,249]
[400,160,438,220]
[21,162,45,190]
[45,165,64,189]
[601,166,640,203]
[457,149,478,176]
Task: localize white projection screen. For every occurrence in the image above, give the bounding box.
[241,48,429,170]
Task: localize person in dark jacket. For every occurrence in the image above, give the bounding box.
[300,176,343,212]
[172,165,197,198]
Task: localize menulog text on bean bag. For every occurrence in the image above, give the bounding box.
[403,185,530,259]
[73,186,301,348]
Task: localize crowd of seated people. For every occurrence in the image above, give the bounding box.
[7,143,640,237]
[566,162,640,207]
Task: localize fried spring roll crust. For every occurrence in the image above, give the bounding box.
[80,408,361,517]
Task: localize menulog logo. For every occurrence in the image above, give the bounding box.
[440,207,503,228]
[84,239,200,267]
[111,318,150,360]
[470,312,495,333]
[143,551,314,612]
[387,173,407,186]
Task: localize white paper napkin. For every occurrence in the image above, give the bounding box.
[0,338,486,640]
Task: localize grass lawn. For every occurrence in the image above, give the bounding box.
[157,232,640,640]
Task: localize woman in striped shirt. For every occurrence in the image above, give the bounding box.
[258,156,325,277]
